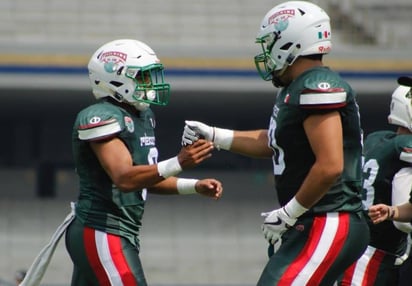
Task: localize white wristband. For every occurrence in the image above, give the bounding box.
[157,156,182,178]
[213,127,234,150]
[284,197,309,219]
[177,178,198,195]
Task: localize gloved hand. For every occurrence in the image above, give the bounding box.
[182,120,214,146]
[261,207,297,245]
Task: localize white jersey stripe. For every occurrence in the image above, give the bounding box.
[95,230,124,286]
[300,92,347,105]
[78,121,121,140]
[400,151,412,163]
[292,212,339,285]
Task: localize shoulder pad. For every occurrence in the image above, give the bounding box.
[296,69,350,109]
[77,104,123,141]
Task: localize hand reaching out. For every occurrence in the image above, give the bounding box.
[195,178,223,200]
[182,120,214,146]
[368,204,392,224]
[178,139,214,169]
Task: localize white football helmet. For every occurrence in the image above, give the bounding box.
[254,1,332,82]
[88,39,171,111]
[388,81,412,131]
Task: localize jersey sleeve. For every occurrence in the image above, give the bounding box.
[299,87,347,109]
[291,68,351,110]
[396,136,412,164]
[76,104,124,141]
[392,167,412,233]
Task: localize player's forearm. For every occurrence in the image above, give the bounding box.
[230,130,273,158]
[395,203,412,222]
[294,161,341,209]
[148,177,179,195]
[113,164,166,192]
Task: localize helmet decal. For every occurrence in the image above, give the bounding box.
[268,9,295,31]
[318,31,331,40]
[100,51,127,73]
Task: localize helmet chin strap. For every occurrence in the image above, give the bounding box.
[271,76,284,88]
[133,102,150,111]
[271,66,288,87]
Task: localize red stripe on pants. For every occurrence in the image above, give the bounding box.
[279,214,327,285]
[362,249,385,286]
[306,213,350,285]
[107,233,138,286]
[83,227,111,286]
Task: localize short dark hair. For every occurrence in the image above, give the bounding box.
[398,76,412,87]
[301,54,323,61]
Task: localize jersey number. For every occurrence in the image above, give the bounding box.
[362,158,378,209]
[269,117,285,175]
[141,147,159,200]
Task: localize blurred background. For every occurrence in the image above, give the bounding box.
[0,0,411,285]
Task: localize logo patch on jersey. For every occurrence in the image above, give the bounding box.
[124,116,134,133]
[318,82,331,90]
[99,51,127,73]
[140,136,155,147]
[89,116,101,124]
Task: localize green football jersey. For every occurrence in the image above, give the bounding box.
[72,100,158,247]
[362,130,412,255]
[269,66,364,214]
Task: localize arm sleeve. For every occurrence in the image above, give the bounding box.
[392,167,412,233]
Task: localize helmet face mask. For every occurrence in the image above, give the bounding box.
[126,64,170,106]
[255,34,280,81]
[88,39,171,110]
[254,1,332,82]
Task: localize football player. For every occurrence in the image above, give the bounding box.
[64,39,223,286]
[182,1,369,285]
[353,76,412,286]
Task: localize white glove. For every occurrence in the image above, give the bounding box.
[182,120,234,150]
[182,121,214,145]
[261,207,297,245]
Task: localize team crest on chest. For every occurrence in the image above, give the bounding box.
[124,116,134,133]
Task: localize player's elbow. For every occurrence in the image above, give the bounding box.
[114,181,137,192]
[112,176,145,192]
[317,161,343,183]
[329,163,344,178]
